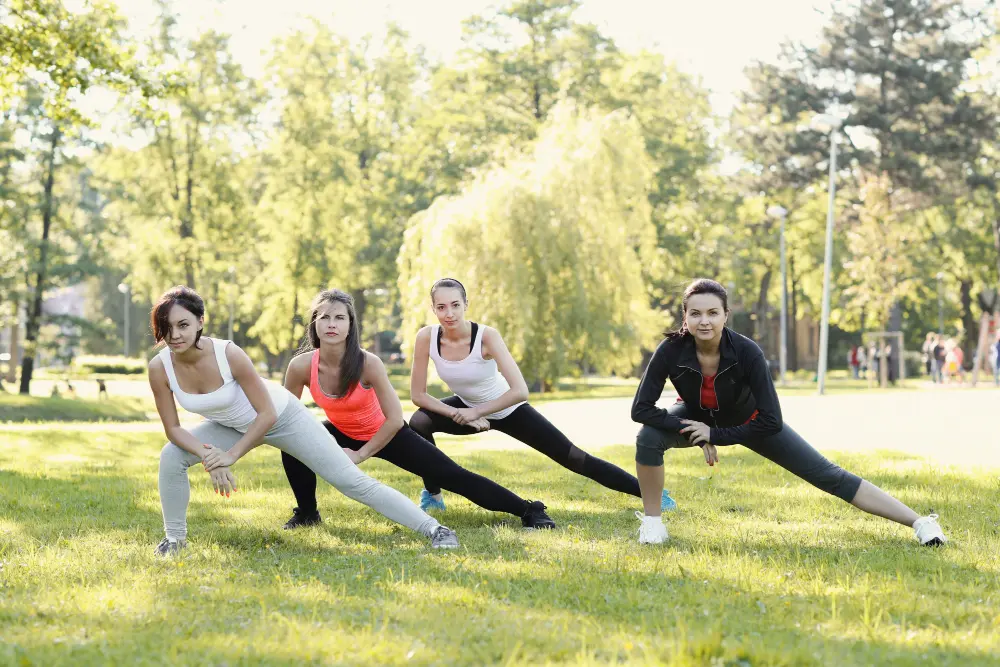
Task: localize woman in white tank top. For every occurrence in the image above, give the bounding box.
[148,286,459,556]
[407,278,676,514]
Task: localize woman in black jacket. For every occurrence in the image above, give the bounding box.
[631,279,946,547]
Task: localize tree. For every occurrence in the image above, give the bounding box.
[398,104,661,389]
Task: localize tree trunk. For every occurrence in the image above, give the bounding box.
[19,128,60,395]
[181,120,197,288]
[754,269,772,354]
[352,290,368,346]
[5,293,18,383]
[959,279,977,368]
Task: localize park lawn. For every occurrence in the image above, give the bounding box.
[0,393,149,423]
[1,424,998,666]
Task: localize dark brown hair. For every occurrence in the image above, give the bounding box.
[664,279,729,340]
[151,286,205,346]
[430,277,467,303]
[305,289,365,396]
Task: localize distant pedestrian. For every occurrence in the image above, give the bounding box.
[97,378,109,400]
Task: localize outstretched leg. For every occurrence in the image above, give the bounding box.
[493,403,641,497]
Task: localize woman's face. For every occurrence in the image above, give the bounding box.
[684,293,728,343]
[314,300,350,347]
[166,305,203,354]
[432,287,468,330]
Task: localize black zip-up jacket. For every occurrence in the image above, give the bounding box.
[631,327,782,446]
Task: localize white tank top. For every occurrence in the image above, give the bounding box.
[428,324,525,419]
[157,338,290,433]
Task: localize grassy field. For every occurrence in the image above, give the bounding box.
[0,393,149,423]
[1,422,998,665]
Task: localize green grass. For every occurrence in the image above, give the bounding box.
[1,423,998,665]
[0,393,149,423]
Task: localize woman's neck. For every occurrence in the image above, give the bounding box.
[319,341,346,367]
[172,339,206,366]
[441,320,472,342]
[694,336,721,356]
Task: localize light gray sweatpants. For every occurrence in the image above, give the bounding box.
[158,398,441,541]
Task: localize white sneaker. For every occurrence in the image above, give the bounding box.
[913,514,947,546]
[636,511,668,544]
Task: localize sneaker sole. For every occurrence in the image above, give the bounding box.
[920,536,946,546]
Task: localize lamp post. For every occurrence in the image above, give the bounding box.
[117,282,130,357]
[810,113,843,395]
[767,205,788,385]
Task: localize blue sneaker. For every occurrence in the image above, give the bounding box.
[661,489,678,512]
[419,489,446,512]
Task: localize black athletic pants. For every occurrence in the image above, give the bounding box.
[281,421,530,517]
[409,396,641,498]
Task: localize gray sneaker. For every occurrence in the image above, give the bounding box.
[430,526,459,549]
[154,537,186,557]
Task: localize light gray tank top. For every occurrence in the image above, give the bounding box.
[158,338,289,433]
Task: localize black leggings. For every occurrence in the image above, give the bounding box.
[281,421,530,517]
[634,402,863,502]
[409,396,641,498]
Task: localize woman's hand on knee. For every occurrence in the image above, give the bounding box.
[468,417,491,432]
[680,420,711,446]
[202,444,235,471]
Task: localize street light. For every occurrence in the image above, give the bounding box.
[767,205,788,385]
[810,113,843,395]
[117,282,131,357]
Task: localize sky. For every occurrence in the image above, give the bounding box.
[104,0,838,116]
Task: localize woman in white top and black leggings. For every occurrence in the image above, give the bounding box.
[149,286,459,555]
[407,278,675,513]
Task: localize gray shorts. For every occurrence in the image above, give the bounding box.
[635,402,862,502]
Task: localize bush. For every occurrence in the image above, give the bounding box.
[71,355,147,375]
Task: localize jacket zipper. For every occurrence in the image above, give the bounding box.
[680,361,737,428]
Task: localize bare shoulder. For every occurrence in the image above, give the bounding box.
[415,326,433,342]
[148,355,164,372]
[362,350,386,373]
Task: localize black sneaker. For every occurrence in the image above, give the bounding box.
[283,507,322,530]
[521,501,557,529]
[154,537,186,557]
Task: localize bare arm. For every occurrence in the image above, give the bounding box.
[466,327,529,418]
[149,358,208,458]
[353,353,403,462]
[409,326,461,418]
[282,353,310,400]
[203,344,278,468]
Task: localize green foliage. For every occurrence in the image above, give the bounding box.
[399,104,662,387]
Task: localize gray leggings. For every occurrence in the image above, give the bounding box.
[634,402,862,502]
[158,398,440,541]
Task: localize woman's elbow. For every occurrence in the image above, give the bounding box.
[630,403,648,424]
[409,390,428,408]
[513,386,529,403]
[260,408,278,431]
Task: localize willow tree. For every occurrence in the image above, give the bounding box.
[398,104,662,389]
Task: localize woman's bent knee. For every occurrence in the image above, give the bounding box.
[635,426,668,467]
[160,442,195,470]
